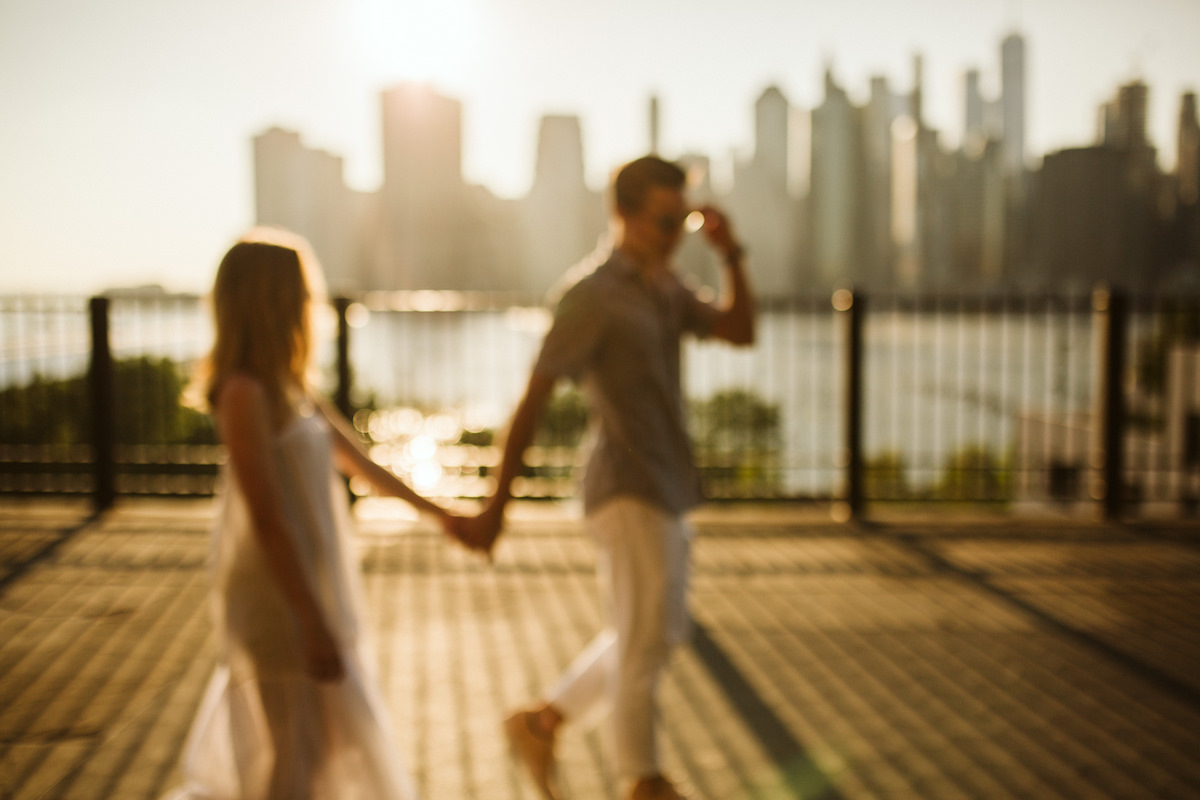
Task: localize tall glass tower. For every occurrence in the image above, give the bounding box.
[1001,33,1026,175]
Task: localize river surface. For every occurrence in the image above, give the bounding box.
[1,297,1099,493]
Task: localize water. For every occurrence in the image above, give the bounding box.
[0,296,212,387]
[343,304,1096,494]
[1,297,1098,495]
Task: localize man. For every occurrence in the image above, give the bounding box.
[462,155,755,800]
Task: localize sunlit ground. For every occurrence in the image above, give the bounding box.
[3,499,1199,799]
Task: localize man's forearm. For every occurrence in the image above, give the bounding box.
[490,372,555,510]
[717,250,756,345]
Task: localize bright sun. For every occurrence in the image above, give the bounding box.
[352,0,481,86]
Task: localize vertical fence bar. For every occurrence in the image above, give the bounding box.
[334,297,353,420]
[89,296,115,512]
[835,289,864,519]
[333,297,357,503]
[1092,285,1126,520]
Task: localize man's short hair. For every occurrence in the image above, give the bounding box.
[613,155,687,216]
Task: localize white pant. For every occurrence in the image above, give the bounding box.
[546,496,693,781]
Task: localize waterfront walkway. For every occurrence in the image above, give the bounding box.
[2,499,1200,799]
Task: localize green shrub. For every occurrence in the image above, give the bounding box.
[933,444,1011,501]
[865,451,909,499]
[0,357,215,446]
[690,389,783,495]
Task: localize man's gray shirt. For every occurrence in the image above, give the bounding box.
[533,248,720,516]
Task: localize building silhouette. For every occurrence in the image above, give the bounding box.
[800,36,1023,291]
[892,55,960,289]
[860,75,904,288]
[1178,93,1200,205]
[379,84,469,289]
[648,95,661,156]
[727,86,802,296]
[1100,80,1150,151]
[253,128,373,292]
[1000,33,1027,176]
[809,68,866,289]
[524,115,605,294]
[1033,146,1158,290]
[1032,80,1166,291]
[251,33,1198,297]
[1172,93,1200,286]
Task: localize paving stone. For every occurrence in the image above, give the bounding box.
[1,501,1199,799]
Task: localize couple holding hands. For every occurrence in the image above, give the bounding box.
[165,155,755,800]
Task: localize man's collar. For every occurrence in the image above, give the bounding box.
[608,247,639,278]
[611,247,672,279]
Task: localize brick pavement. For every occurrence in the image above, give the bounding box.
[2,499,1199,799]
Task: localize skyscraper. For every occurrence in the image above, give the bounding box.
[1000,33,1026,175]
[810,68,863,288]
[890,54,960,288]
[947,137,1006,287]
[1176,93,1200,285]
[729,86,799,295]
[380,83,467,289]
[649,95,661,156]
[1178,92,1200,204]
[955,41,1015,287]
[524,114,604,292]
[861,75,902,286]
[1034,145,1158,290]
[999,33,1032,282]
[963,68,985,146]
[755,86,789,195]
[253,127,367,292]
[1100,80,1150,151]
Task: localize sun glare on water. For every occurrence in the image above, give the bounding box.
[352,0,481,86]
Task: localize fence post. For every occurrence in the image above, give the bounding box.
[1092,285,1126,520]
[333,297,353,420]
[88,296,116,513]
[835,288,864,520]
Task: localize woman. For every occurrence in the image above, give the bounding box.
[166,229,452,799]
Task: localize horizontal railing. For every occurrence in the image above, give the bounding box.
[1,289,1196,518]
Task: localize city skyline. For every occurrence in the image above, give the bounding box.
[2,0,1199,293]
[257,30,1198,297]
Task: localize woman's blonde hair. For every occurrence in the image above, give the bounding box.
[189,228,326,418]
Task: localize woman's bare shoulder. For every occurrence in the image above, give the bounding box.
[213,374,269,416]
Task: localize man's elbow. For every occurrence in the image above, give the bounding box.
[715,321,755,346]
[731,326,756,347]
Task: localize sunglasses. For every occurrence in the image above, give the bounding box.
[654,210,705,235]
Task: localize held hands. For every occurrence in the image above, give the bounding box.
[436,504,503,558]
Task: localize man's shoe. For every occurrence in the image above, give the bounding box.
[627,775,688,800]
[504,709,562,800]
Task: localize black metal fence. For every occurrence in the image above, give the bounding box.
[1,289,1196,518]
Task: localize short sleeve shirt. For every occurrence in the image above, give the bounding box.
[533,248,720,515]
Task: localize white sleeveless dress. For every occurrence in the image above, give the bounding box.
[164,412,417,800]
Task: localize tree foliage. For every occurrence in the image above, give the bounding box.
[0,357,215,446]
[690,389,783,496]
[933,444,1011,501]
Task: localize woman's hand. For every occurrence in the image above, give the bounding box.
[454,502,504,557]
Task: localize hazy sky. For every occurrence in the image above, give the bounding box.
[2,0,1198,294]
